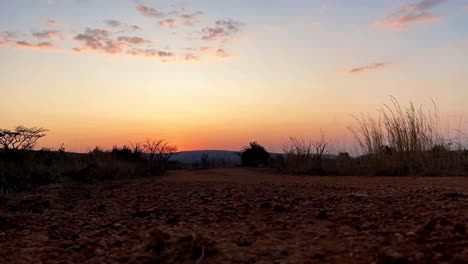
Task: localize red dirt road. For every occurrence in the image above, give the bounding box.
[1,168,468,263]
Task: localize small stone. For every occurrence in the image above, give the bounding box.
[349,193,368,201]
[274,204,285,212]
[166,214,181,225]
[381,249,405,264]
[60,240,74,249]
[236,237,253,247]
[315,210,328,220]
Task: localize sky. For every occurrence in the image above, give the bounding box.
[0,0,467,153]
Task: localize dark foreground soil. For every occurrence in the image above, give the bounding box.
[1,168,468,263]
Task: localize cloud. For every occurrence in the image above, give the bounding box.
[375,0,445,31]
[73,28,126,54]
[199,46,215,52]
[117,36,150,45]
[32,30,62,39]
[159,18,177,28]
[127,48,175,58]
[184,53,199,61]
[0,32,60,51]
[201,19,242,41]
[104,20,121,28]
[178,11,203,26]
[104,20,141,32]
[347,63,389,74]
[137,4,164,18]
[15,41,59,51]
[216,48,231,59]
[0,32,15,46]
[44,19,59,26]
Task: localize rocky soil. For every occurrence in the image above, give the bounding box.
[1,168,468,263]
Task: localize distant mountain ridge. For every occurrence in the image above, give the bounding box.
[170,150,241,164]
[170,150,336,164]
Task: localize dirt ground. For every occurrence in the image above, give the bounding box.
[1,168,468,263]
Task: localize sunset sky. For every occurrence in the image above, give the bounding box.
[1,0,467,153]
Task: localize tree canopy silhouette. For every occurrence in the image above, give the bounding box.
[0,126,48,150]
[241,142,270,167]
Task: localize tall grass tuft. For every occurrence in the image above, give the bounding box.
[349,97,466,175]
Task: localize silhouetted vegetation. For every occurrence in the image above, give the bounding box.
[276,132,328,175]
[0,126,176,193]
[0,126,47,150]
[2,98,468,194]
[273,98,468,176]
[240,142,270,167]
[347,98,468,176]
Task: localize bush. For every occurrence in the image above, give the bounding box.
[240,142,269,167]
[0,139,175,194]
[347,98,468,176]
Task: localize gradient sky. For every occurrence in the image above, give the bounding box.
[1,0,467,152]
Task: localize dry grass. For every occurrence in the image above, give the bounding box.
[347,98,468,175]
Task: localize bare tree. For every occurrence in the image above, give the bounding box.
[0,126,48,150]
[312,130,328,162]
[143,139,177,173]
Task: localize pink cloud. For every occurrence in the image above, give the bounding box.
[201,19,242,41]
[136,4,164,18]
[347,63,389,74]
[216,49,231,59]
[117,36,150,45]
[127,48,175,58]
[159,19,177,29]
[184,53,199,61]
[15,41,60,51]
[44,19,59,26]
[375,0,445,31]
[73,28,127,55]
[178,11,203,26]
[32,30,62,39]
[199,46,215,52]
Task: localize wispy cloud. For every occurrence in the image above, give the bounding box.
[15,41,60,51]
[347,63,389,74]
[1,3,244,62]
[32,30,62,39]
[136,4,165,18]
[159,18,177,28]
[104,20,140,32]
[375,0,445,31]
[0,32,15,46]
[104,20,121,28]
[0,32,60,51]
[216,48,231,59]
[127,48,174,58]
[184,53,199,61]
[178,11,203,26]
[199,46,215,52]
[117,36,150,45]
[73,28,125,54]
[73,28,165,59]
[44,19,59,26]
[201,19,242,41]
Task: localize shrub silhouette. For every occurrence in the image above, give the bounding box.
[240,142,269,167]
[0,126,47,150]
